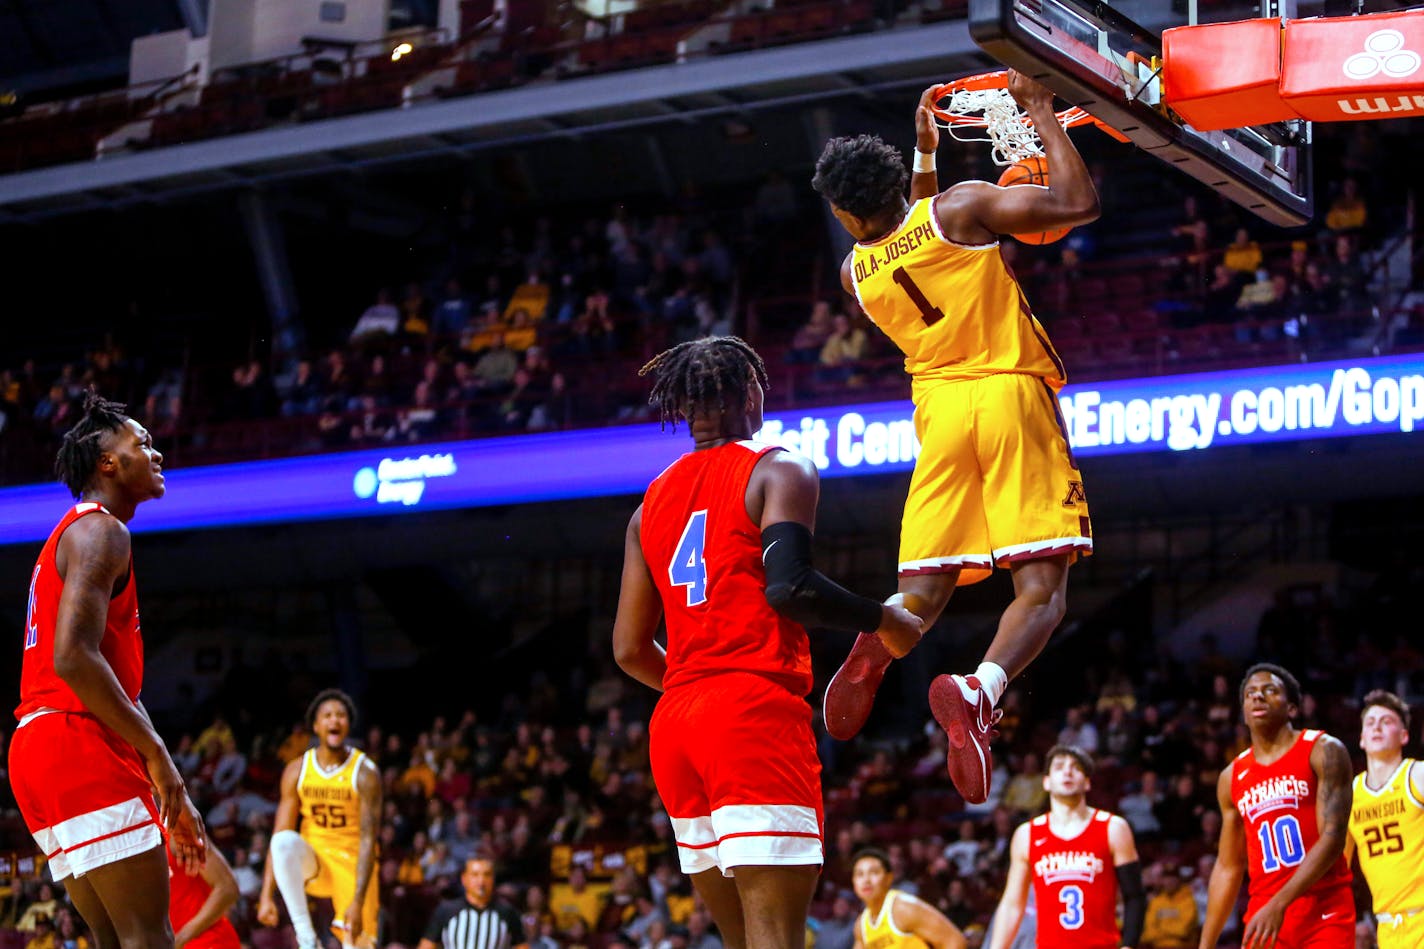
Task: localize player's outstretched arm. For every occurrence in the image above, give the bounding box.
[988,823,1032,949]
[257,757,303,927]
[909,85,941,204]
[344,757,382,945]
[1199,766,1245,949]
[1108,815,1146,949]
[934,70,1099,245]
[753,451,923,655]
[612,505,668,692]
[1241,735,1353,949]
[895,892,967,949]
[174,845,239,949]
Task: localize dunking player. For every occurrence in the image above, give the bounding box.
[9,392,205,949]
[168,841,240,949]
[851,847,967,949]
[1344,690,1423,949]
[258,690,382,949]
[988,746,1144,949]
[613,337,923,949]
[1199,664,1353,949]
[811,72,1100,804]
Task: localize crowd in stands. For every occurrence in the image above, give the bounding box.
[1,568,1417,948]
[2,120,1419,486]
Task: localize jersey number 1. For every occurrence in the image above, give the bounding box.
[669,510,709,607]
[892,267,945,327]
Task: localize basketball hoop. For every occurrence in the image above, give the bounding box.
[929,70,1126,166]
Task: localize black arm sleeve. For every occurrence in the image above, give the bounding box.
[761,521,883,633]
[1116,861,1145,948]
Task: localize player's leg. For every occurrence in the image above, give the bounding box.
[824,379,989,740]
[78,846,176,949]
[688,870,748,949]
[984,554,1070,678]
[326,851,380,949]
[61,876,119,949]
[704,675,824,949]
[733,865,822,949]
[931,374,1087,803]
[268,830,322,948]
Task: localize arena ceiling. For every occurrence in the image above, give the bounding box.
[0,0,196,95]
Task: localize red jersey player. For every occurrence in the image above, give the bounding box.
[989,745,1144,949]
[613,337,922,949]
[9,392,205,949]
[168,843,240,949]
[1200,664,1353,949]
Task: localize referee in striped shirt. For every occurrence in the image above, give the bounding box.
[418,856,527,949]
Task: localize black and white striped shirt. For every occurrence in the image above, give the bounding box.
[423,898,526,949]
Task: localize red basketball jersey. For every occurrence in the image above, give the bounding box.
[17,503,144,720]
[1027,809,1120,949]
[1230,729,1352,915]
[167,847,241,949]
[640,440,812,695]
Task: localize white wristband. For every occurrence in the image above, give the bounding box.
[913,150,936,173]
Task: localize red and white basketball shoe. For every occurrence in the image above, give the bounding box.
[929,673,1002,804]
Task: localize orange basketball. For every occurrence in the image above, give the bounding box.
[996,156,1072,245]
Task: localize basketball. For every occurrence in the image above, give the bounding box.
[996,156,1073,245]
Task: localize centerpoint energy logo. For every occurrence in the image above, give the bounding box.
[353,453,457,506]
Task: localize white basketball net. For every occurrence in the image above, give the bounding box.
[937,86,1090,167]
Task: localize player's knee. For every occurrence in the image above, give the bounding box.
[271,828,305,859]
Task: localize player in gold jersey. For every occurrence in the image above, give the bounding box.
[811,72,1100,805]
[1344,689,1424,949]
[258,690,382,949]
[851,849,966,949]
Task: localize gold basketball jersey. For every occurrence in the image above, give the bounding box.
[1349,759,1424,913]
[849,198,1065,387]
[297,747,368,854]
[858,890,930,949]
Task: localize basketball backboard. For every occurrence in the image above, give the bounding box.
[969,0,1314,226]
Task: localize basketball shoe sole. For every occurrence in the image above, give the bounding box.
[822,632,893,741]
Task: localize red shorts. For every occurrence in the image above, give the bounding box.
[1248,885,1354,949]
[9,710,162,881]
[650,671,823,876]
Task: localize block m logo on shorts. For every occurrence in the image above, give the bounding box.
[1062,481,1087,506]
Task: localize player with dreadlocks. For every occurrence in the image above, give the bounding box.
[811,72,1101,806]
[11,390,206,949]
[615,336,923,949]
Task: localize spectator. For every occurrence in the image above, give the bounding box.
[402,282,433,337]
[818,313,868,384]
[417,856,526,949]
[1222,228,1263,276]
[54,911,89,949]
[1141,863,1199,948]
[811,893,858,949]
[505,309,539,353]
[17,884,60,931]
[351,289,401,343]
[549,866,608,932]
[941,819,981,877]
[1001,752,1048,817]
[436,279,473,338]
[1118,771,1163,837]
[1324,234,1371,314]
[279,360,324,417]
[212,734,248,795]
[474,334,520,393]
[23,915,55,949]
[1057,706,1100,754]
[1324,178,1367,234]
[789,302,835,364]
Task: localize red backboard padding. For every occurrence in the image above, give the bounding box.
[1162,18,1301,130]
[1281,11,1424,121]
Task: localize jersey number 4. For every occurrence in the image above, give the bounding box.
[669,510,709,607]
[1257,815,1306,872]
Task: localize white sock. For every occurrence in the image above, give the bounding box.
[974,661,1008,707]
[270,830,320,948]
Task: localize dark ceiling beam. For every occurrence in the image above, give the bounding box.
[5,0,59,68]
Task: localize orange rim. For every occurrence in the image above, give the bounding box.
[928,72,1125,140]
